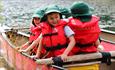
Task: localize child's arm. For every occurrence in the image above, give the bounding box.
[19,33,42,52]
[16,41,31,50]
[95,39,100,46]
[95,39,104,51]
[19,41,31,50]
[61,25,75,60]
[25,34,42,52]
[62,36,75,56]
[32,37,42,59]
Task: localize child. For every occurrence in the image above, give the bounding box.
[27,5,78,60]
[19,9,44,55]
[68,1,103,53]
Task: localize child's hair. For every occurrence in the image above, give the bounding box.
[32,18,36,27]
[74,15,92,22]
[40,15,46,22]
[32,18,37,27]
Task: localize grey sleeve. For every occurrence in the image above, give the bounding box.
[64,26,75,37]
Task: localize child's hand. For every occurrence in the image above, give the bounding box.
[30,55,39,60]
[19,49,28,53]
[60,54,68,62]
[15,47,20,50]
[97,45,104,52]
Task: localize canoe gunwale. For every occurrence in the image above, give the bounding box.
[35,51,115,64]
[17,31,30,37]
[101,29,115,35]
[64,57,115,67]
[101,38,115,44]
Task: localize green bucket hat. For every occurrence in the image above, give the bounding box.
[32,8,45,18]
[70,1,92,17]
[32,14,42,18]
[60,7,71,18]
[45,5,61,15]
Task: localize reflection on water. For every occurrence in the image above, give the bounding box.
[1,0,115,27]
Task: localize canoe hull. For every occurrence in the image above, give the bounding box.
[0,34,53,70]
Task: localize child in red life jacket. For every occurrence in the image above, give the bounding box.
[19,9,44,55]
[68,1,104,53]
[27,5,78,60]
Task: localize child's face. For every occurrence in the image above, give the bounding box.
[47,12,60,26]
[33,17,40,26]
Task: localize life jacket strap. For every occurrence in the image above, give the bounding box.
[75,43,95,48]
[43,33,58,37]
[44,43,68,51]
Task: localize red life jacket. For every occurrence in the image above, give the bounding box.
[29,25,41,42]
[41,20,68,51]
[68,16,101,47]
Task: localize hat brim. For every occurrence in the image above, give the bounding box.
[32,14,42,18]
[45,10,60,14]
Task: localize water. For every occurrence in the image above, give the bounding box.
[1,0,115,27]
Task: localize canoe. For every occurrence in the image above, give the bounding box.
[0,27,115,70]
[100,29,115,43]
